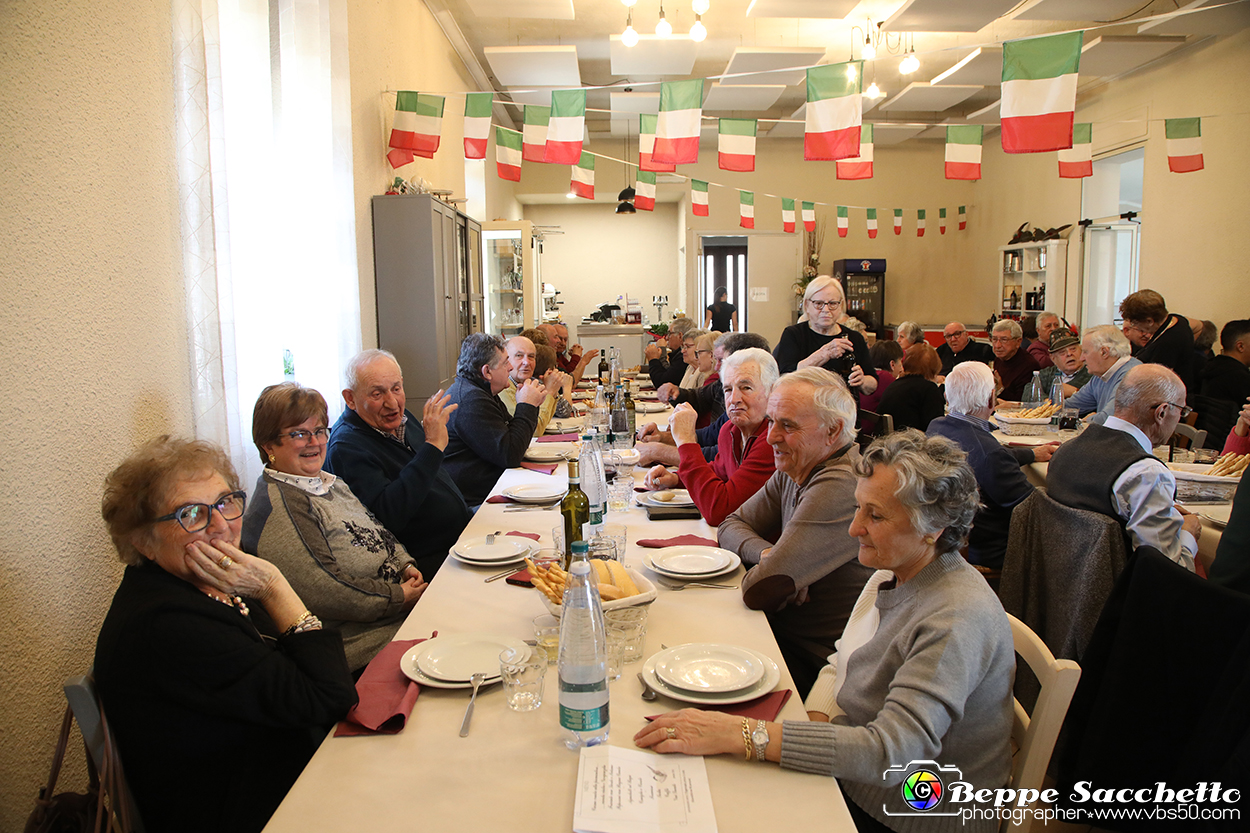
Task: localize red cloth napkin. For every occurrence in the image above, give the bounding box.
[536,433,580,442]
[520,462,558,475]
[647,690,793,722]
[636,534,719,549]
[485,494,511,504]
[507,530,541,541]
[335,635,434,736]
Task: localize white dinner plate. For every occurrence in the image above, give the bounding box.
[502,483,568,504]
[545,419,584,435]
[641,646,781,705]
[636,489,694,507]
[524,445,570,462]
[646,546,739,578]
[635,402,670,414]
[452,537,534,563]
[415,633,530,683]
[450,549,531,568]
[653,644,766,693]
[400,644,500,689]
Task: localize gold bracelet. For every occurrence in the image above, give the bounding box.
[741,717,752,761]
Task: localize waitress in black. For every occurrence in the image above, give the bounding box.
[774,276,878,396]
[705,287,738,332]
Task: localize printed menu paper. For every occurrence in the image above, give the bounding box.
[573,746,718,833]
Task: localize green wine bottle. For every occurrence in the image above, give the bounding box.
[560,459,590,569]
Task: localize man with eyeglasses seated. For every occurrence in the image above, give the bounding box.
[325,349,471,580]
[936,321,994,378]
[1046,364,1201,570]
[989,319,1040,402]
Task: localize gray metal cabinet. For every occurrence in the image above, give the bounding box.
[372,194,482,408]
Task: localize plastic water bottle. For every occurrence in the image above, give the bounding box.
[1022,370,1044,408]
[558,556,610,749]
[1048,376,1066,411]
[610,384,630,447]
[591,385,610,435]
[578,434,606,539]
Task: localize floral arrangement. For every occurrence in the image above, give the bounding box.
[794,219,826,296]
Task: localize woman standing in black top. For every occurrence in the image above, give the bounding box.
[773,276,878,395]
[705,287,738,332]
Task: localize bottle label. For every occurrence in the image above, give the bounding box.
[559,680,609,731]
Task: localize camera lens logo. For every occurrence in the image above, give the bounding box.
[901,769,944,811]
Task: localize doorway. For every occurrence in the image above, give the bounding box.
[699,237,747,332]
[1079,147,1144,327]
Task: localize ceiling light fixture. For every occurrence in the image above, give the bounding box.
[853,21,877,62]
[692,0,709,13]
[621,0,637,6]
[690,15,706,42]
[617,137,636,214]
[900,48,919,75]
[865,81,881,99]
[622,12,639,47]
[655,4,672,37]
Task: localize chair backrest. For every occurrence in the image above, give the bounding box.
[856,410,894,450]
[1004,614,1082,833]
[1169,422,1207,450]
[64,674,145,833]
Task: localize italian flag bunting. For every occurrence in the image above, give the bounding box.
[635,171,657,211]
[522,105,551,163]
[388,92,444,167]
[958,205,967,230]
[782,198,796,232]
[866,208,878,238]
[463,92,493,160]
[739,192,754,229]
[893,209,903,235]
[802,201,816,231]
[654,79,703,165]
[639,115,676,172]
[836,205,849,238]
[836,124,874,180]
[495,127,522,181]
[1058,122,1093,178]
[939,207,947,235]
[691,180,709,216]
[544,90,586,164]
[945,125,983,180]
[1001,31,1082,153]
[570,152,594,200]
[804,61,862,161]
[917,209,926,237]
[718,119,757,172]
[1166,118,1204,173]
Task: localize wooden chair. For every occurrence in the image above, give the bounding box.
[1003,614,1081,833]
[1171,422,1207,450]
[856,410,894,450]
[64,673,145,833]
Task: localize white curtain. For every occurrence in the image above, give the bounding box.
[173,0,361,487]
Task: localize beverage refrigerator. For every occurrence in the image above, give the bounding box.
[831,258,886,334]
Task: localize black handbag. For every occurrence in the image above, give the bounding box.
[25,705,99,833]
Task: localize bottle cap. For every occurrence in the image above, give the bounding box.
[571,541,589,554]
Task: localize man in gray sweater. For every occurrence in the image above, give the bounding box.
[718,367,874,696]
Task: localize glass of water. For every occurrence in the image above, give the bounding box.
[499,647,546,711]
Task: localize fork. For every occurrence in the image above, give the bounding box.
[459,673,486,737]
[657,579,739,591]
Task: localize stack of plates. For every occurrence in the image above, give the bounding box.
[641,643,780,705]
[635,401,670,414]
[523,445,571,463]
[636,489,695,508]
[643,545,741,580]
[501,484,567,504]
[450,535,536,567]
[545,418,584,435]
[401,633,531,689]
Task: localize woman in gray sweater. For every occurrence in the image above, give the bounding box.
[636,431,1016,833]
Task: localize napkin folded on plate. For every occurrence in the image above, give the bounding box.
[537,433,580,442]
[647,690,793,722]
[636,534,718,549]
[335,634,435,736]
[519,462,558,475]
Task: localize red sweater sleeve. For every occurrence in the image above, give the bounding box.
[676,420,776,526]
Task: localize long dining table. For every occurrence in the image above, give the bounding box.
[262,439,856,832]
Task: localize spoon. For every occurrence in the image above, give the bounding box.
[637,672,658,701]
[459,673,487,737]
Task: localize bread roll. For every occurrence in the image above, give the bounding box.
[604,560,638,597]
[598,584,625,601]
[591,558,612,585]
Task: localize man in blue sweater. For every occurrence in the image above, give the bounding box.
[325,349,471,578]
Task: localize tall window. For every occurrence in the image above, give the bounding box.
[1080,147,1143,327]
[700,237,747,332]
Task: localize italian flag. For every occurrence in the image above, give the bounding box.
[739,192,754,229]
[836,205,849,237]
[836,124,874,180]
[544,90,585,164]
[635,171,656,211]
[1058,122,1093,178]
[782,198,796,232]
[388,92,444,168]
[802,201,816,231]
[893,209,903,235]
[917,209,926,237]
[958,205,967,230]
[463,92,493,160]
[866,208,878,238]
[939,207,947,235]
[804,61,862,161]
[495,127,522,181]
[945,125,983,180]
[718,118,757,172]
[570,152,595,200]
[1166,118,1203,173]
[1001,31,1082,153]
[522,105,551,163]
[691,180,709,216]
[639,114,675,173]
[653,79,703,165]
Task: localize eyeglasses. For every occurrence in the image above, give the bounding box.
[1155,402,1194,418]
[809,299,842,310]
[694,349,711,356]
[279,427,330,443]
[154,491,247,533]
[944,331,966,339]
[989,336,1018,344]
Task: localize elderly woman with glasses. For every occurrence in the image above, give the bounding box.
[774,276,878,395]
[637,431,1015,833]
[94,436,358,833]
[241,382,427,673]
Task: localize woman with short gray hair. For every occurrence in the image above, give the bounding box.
[774,276,878,395]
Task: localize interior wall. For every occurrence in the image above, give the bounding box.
[0,2,192,829]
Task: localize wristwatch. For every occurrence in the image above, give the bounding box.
[751,720,769,762]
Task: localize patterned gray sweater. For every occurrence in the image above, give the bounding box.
[242,473,414,671]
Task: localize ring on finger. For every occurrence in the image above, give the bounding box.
[218,555,234,569]
[665,727,677,740]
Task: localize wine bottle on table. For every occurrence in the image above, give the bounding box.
[560,459,590,568]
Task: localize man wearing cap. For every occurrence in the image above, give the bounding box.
[1038,329,1092,397]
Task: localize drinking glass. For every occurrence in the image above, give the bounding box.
[532,614,560,665]
[1057,408,1080,440]
[499,647,545,711]
[1194,448,1218,465]
[597,523,628,564]
[604,632,625,681]
[607,476,633,513]
[605,607,648,664]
